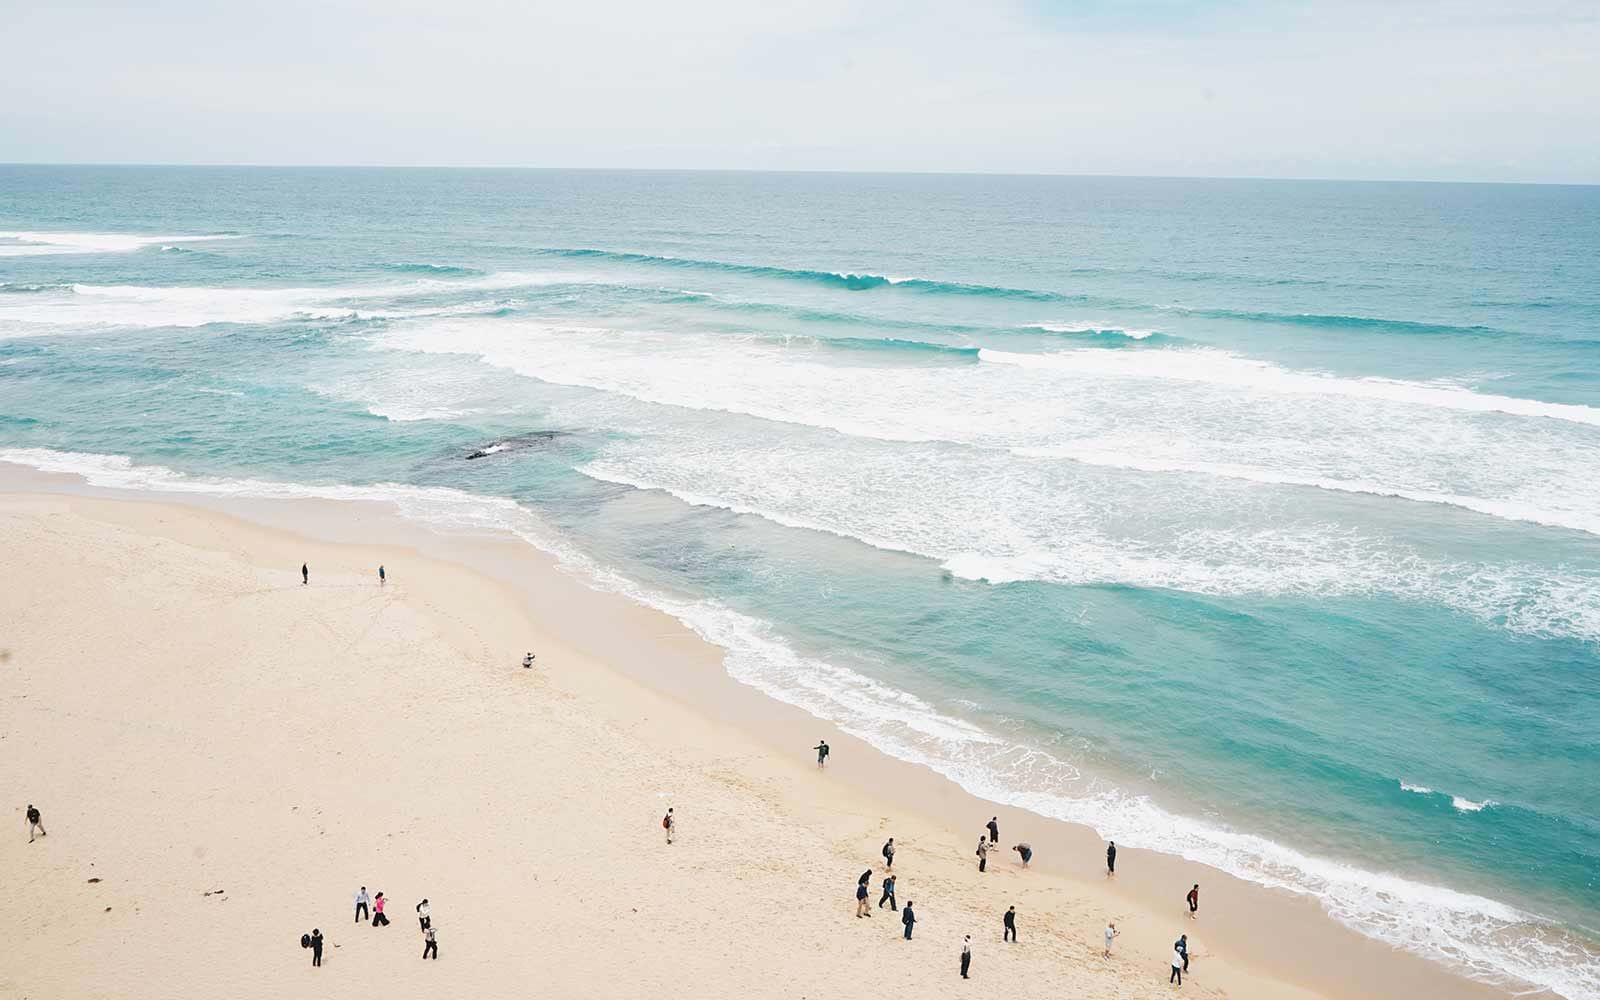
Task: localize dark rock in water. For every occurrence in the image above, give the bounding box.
[465,430,565,460]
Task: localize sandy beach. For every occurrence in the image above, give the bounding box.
[0,475,1505,1000]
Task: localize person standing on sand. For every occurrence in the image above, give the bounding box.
[960,935,972,979]
[522,651,535,668]
[976,836,990,872]
[1186,884,1199,920]
[1103,921,1119,958]
[901,901,916,939]
[856,878,871,918]
[882,837,895,869]
[1107,840,1117,876]
[372,892,389,926]
[986,817,998,844]
[422,924,437,960]
[311,928,323,967]
[879,873,897,911]
[814,741,830,768]
[26,804,46,842]
[1003,905,1016,943]
[1175,933,1189,973]
[663,807,675,844]
[1170,944,1184,985]
[1013,842,1032,866]
[416,898,431,931]
[301,563,308,585]
[355,886,370,923]
[379,565,385,586]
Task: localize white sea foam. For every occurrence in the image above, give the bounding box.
[1453,796,1496,813]
[2,444,1595,1000]
[1400,781,1435,795]
[0,231,238,257]
[1027,321,1158,339]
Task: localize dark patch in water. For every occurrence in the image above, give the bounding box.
[466,430,565,460]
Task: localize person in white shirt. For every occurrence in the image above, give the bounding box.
[1103,921,1119,958]
[960,935,972,979]
[416,898,431,931]
[1170,945,1185,985]
[422,923,438,960]
[355,886,371,923]
[521,651,535,669]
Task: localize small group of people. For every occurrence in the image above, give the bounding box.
[308,887,436,967]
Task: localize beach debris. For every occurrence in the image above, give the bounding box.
[203,888,226,896]
[86,877,101,884]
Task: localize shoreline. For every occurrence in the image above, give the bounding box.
[0,463,1512,999]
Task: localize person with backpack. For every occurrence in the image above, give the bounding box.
[856,877,871,918]
[882,837,895,869]
[878,873,897,911]
[354,886,370,923]
[26,804,45,842]
[422,924,438,960]
[372,892,389,926]
[1003,905,1016,943]
[813,741,830,768]
[310,928,323,967]
[663,807,675,844]
[901,901,916,940]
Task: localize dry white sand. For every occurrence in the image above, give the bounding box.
[0,489,1500,999]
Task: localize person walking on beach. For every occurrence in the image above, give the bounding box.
[301,563,308,585]
[416,898,431,931]
[976,836,990,872]
[1107,840,1117,876]
[354,886,370,923]
[379,565,386,586]
[1186,884,1199,920]
[879,873,897,911]
[856,877,871,918]
[1175,933,1189,973]
[1103,921,1119,958]
[310,928,323,967]
[814,741,830,768]
[882,837,895,869]
[1003,905,1016,943]
[986,816,999,844]
[372,892,389,926]
[960,935,972,979]
[901,901,916,939]
[522,651,535,669]
[1170,943,1185,985]
[1013,842,1032,866]
[663,807,675,844]
[26,804,45,842]
[422,924,438,960]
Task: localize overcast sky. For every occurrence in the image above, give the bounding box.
[2,0,1596,182]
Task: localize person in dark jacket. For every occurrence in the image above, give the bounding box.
[310,928,323,967]
[856,878,871,918]
[1107,840,1117,876]
[879,873,898,911]
[26,804,46,842]
[882,837,895,869]
[902,901,916,939]
[422,924,438,960]
[301,563,309,585]
[1175,933,1189,972]
[986,817,999,843]
[1003,905,1016,942]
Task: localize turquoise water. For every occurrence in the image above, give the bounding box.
[2,166,1597,996]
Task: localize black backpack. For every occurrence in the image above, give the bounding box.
[300,933,311,949]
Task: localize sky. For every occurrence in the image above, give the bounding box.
[1,0,1596,183]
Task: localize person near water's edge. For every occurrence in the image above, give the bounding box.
[26,804,46,842]
[1171,944,1185,985]
[422,924,438,960]
[372,892,389,926]
[1103,921,1119,958]
[879,873,897,910]
[1175,933,1189,972]
[976,836,989,872]
[882,837,895,869]
[354,886,370,923]
[1187,883,1199,919]
[379,565,385,586]
[663,807,675,844]
[901,901,916,939]
[961,935,972,979]
[1013,842,1032,866]
[301,563,308,585]
[856,878,871,917]
[986,816,998,843]
[1107,840,1116,876]
[814,741,829,768]
[310,928,323,967]
[1003,905,1016,942]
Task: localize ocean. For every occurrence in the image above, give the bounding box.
[1,165,1596,997]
